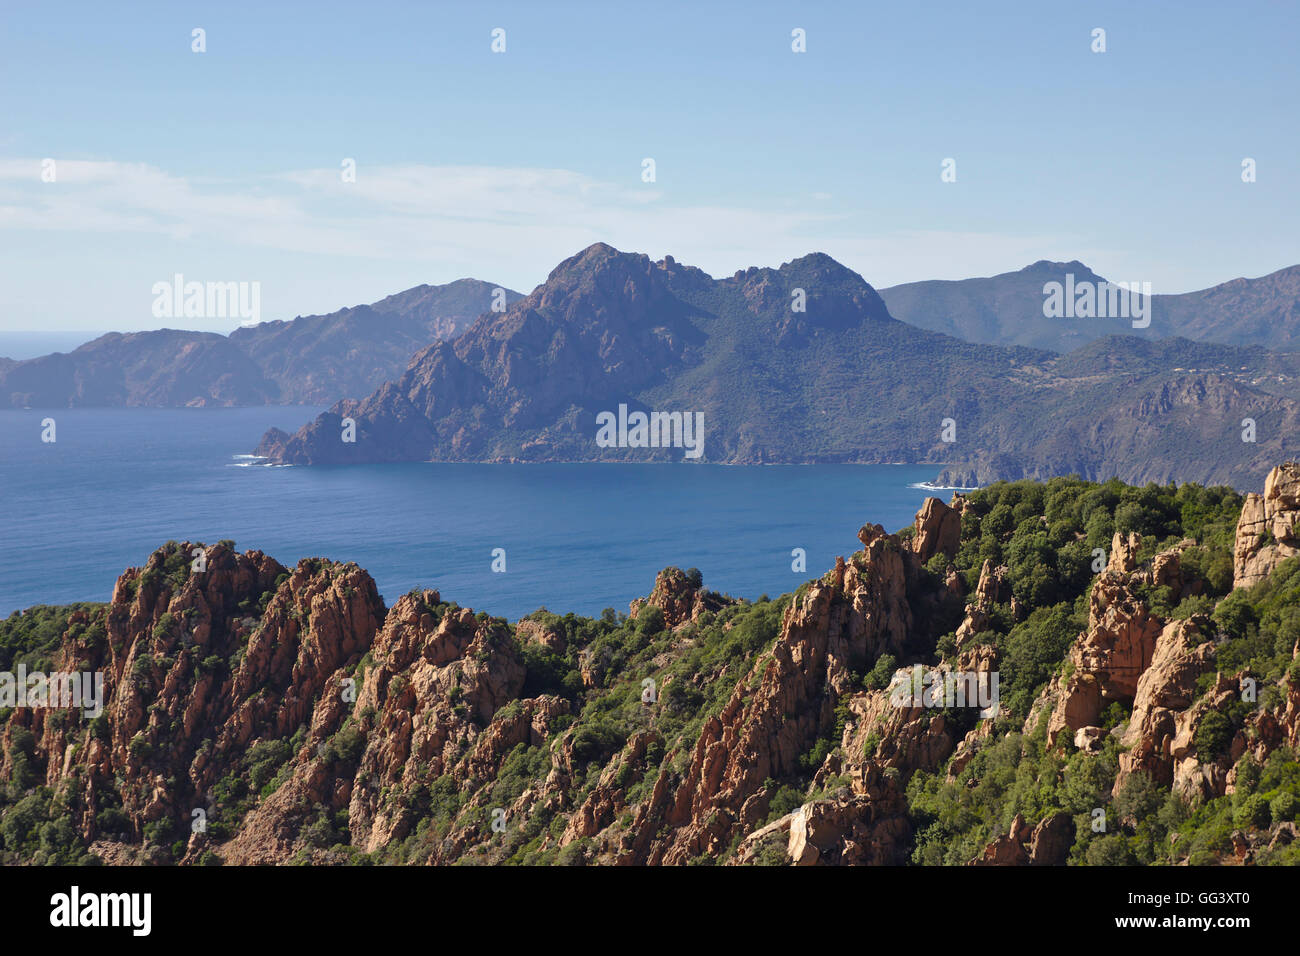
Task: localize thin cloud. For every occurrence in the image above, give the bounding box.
[0,158,1091,292]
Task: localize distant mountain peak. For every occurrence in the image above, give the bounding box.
[882,256,1300,355]
[782,250,850,269]
[528,244,679,322]
[776,251,874,287]
[370,277,503,314]
[1018,259,1098,278]
[546,242,628,279]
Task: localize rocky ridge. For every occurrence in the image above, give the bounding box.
[0,279,519,408]
[257,244,1300,490]
[3,469,1300,866]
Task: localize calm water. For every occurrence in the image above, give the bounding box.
[0,408,944,619]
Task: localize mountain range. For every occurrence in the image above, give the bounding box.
[258,243,1300,490]
[879,261,1300,353]
[6,245,1300,490]
[0,279,521,407]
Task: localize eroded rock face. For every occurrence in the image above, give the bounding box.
[909,496,963,565]
[191,503,942,866]
[956,559,1007,648]
[1107,531,1143,575]
[1028,812,1075,865]
[728,763,911,867]
[948,719,994,779]
[620,516,934,865]
[515,616,566,654]
[971,813,1032,865]
[218,588,563,865]
[17,469,1300,868]
[561,730,660,848]
[1115,620,1215,792]
[1041,533,1214,755]
[843,687,955,778]
[643,580,858,863]
[970,811,1074,866]
[0,542,385,848]
[1234,461,1300,588]
[784,786,911,866]
[628,567,733,630]
[345,595,528,853]
[1238,642,1300,775]
[1046,572,1164,748]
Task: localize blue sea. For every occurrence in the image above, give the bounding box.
[0,408,946,619]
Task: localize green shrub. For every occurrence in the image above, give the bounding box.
[1234,794,1271,829]
[864,654,897,691]
[1194,711,1233,760]
[1269,792,1298,823]
[636,605,666,637]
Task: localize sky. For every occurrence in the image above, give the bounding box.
[1,0,1298,338]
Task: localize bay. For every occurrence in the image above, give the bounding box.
[0,408,945,619]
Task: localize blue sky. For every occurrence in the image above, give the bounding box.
[1,0,1297,335]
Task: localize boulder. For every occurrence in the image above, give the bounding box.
[1234,461,1300,588]
[909,497,962,564]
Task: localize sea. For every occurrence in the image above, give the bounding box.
[0,407,948,620]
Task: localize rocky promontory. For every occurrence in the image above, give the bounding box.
[258,244,1300,490]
